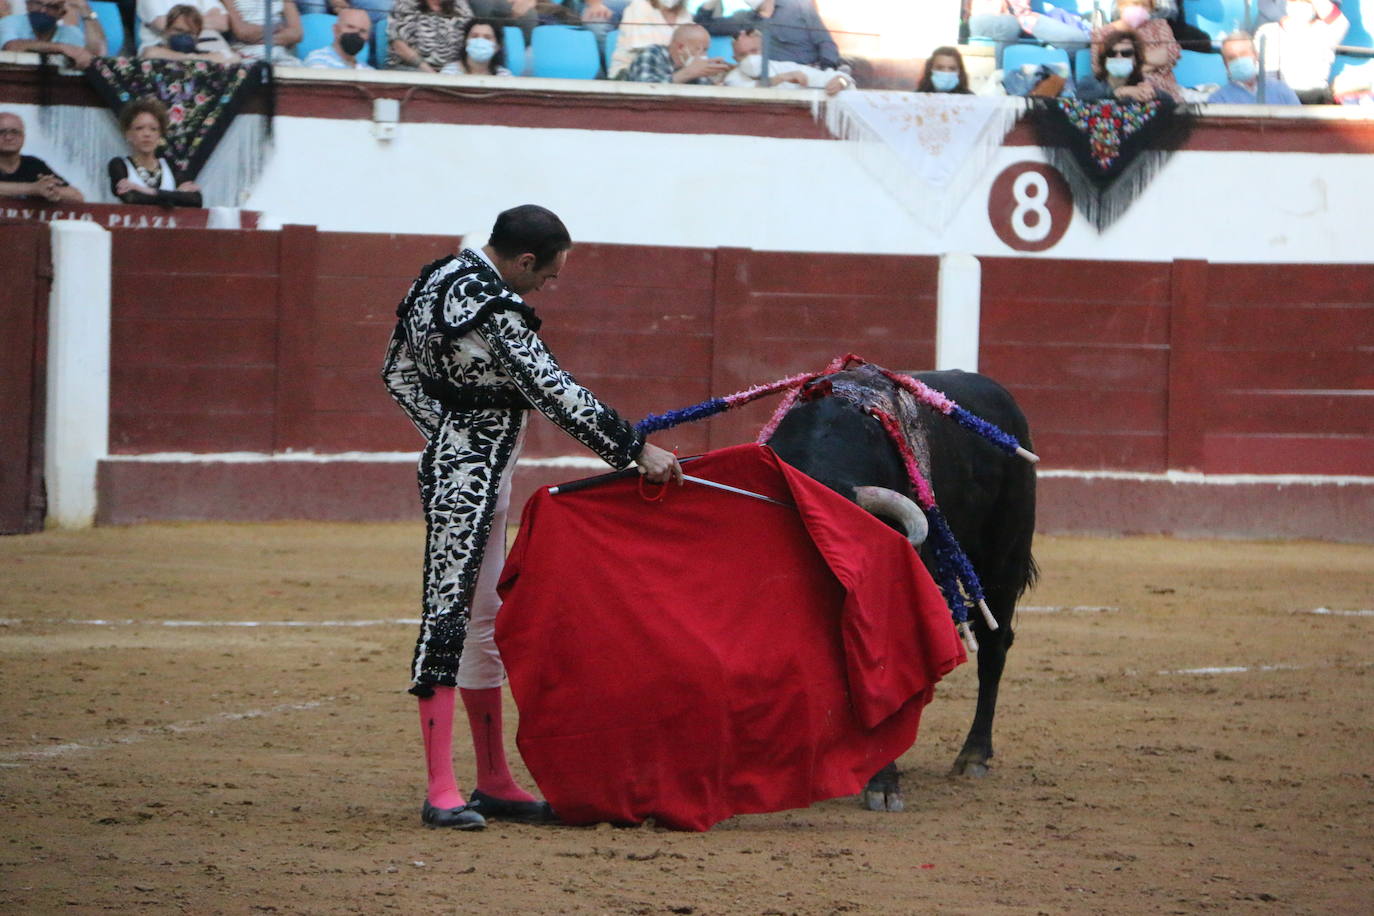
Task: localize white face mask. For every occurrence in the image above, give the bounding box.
[738,53,763,79]
[1120,5,1150,28]
[743,0,767,9]
[659,0,684,8]
[1105,56,1134,78]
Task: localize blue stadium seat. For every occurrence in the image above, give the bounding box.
[1187,0,1252,39]
[371,16,388,68]
[1174,48,1228,87]
[708,34,734,64]
[504,25,526,75]
[1330,53,1368,80]
[1002,43,1071,73]
[90,1,124,56]
[530,24,599,79]
[297,13,337,60]
[1074,46,1092,78]
[603,27,617,72]
[1344,0,1372,48]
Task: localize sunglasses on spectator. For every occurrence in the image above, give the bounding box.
[1105,48,1135,58]
[28,0,67,11]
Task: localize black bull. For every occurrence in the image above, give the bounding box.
[767,368,1038,810]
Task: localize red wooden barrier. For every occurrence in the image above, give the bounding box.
[0,223,50,534]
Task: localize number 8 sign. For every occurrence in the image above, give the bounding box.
[987,162,1073,252]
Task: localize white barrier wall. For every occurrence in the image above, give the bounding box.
[5,98,1373,264]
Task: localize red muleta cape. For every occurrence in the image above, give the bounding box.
[495,443,965,831]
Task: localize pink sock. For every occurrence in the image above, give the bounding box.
[418,687,466,810]
[461,686,537,802]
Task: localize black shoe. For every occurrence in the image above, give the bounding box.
[466,789,556,824]
[421,800,486,830]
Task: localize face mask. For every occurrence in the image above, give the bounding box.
[931,70,959,92]
[1105,56,1134,78]
[27,10,58,34]
[465,36,496,62]
[660,0,683,8]
[339,31,367,56]
[738,53,763,78]
[1286,2,1314,21]
[167,32,198,53]
[1226,55,1258,82]
[1120,6,1150,28]
[743,0,766,9]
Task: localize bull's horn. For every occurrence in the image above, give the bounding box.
[853,486,928,547]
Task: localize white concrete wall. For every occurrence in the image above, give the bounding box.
[6,99,1374,263]
[243,114,1374,264]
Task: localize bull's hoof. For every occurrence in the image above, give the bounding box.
[861,790,905,812]
[949,759,989,779]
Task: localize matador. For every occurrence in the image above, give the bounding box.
[382,205,681,829]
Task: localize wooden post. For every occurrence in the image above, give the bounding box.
[1167,258,1209,472]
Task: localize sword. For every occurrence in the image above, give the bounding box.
[681,475,793,510]
[548,460,792,509]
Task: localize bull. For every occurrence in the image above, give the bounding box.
[766,367,1038,811]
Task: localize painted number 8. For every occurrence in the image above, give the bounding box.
[1011,171,1052,243]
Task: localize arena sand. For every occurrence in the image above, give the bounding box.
[1,524,1371,915]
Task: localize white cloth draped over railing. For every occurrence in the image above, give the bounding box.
[818,93,1028,233]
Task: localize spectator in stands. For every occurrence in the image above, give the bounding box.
[107,98,204,208]
[965,0,1090,66]
[607,0,692,78]
[915,45,971,94]
[1255,0,1349,103]
[136,0,227,55]
[1092,0,1184,100]
[722,25,850,92]
[222,0,303,61]
[0,0,106,66]
[0,111,84,202]
[387,0,471,71]
[140,3,238,61]
[621,22,726,83]
[1076,28,1159,100]
[439,16,510,74]
[694,0,840,71]
[304,6,372,67]
[1209,31,1302,103]
[295,0,391,32]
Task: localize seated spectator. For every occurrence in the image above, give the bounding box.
[1076,28,1159,101]
[916,45,971,94]
[621,22,726,83]
[1152,0,1216,51]
[1092,0,1184,101]
[136,0,228,56]
[608,0,692,78]
[107,98,204,208]
[1208,31,1302,103]
[694,0,840,71]
[966,0,1089,66]
[0,111,84,201]
[722,25,850,92]
[304,6,372,67]
[387,0,471,72]
[0,0,106,67]
[140,3,238,61]
[439,17,511,75]
[222,0,302,62]
[1255,0,1349,103]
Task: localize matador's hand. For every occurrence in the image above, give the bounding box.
[635,443,683,486]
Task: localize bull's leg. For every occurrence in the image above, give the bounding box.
[862,761,904,812]
[951,620,1012,777]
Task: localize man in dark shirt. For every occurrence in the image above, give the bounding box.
[694,0,839,70]
[0,112,84,201]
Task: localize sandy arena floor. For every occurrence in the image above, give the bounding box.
[1,524,1371,915]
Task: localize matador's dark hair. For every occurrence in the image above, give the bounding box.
[488,204,572,270]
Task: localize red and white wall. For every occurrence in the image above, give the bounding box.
[2,64,1372,540]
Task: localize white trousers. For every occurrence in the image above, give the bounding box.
[453,426,524,689]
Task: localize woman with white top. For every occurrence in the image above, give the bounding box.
[107,99,203,208]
